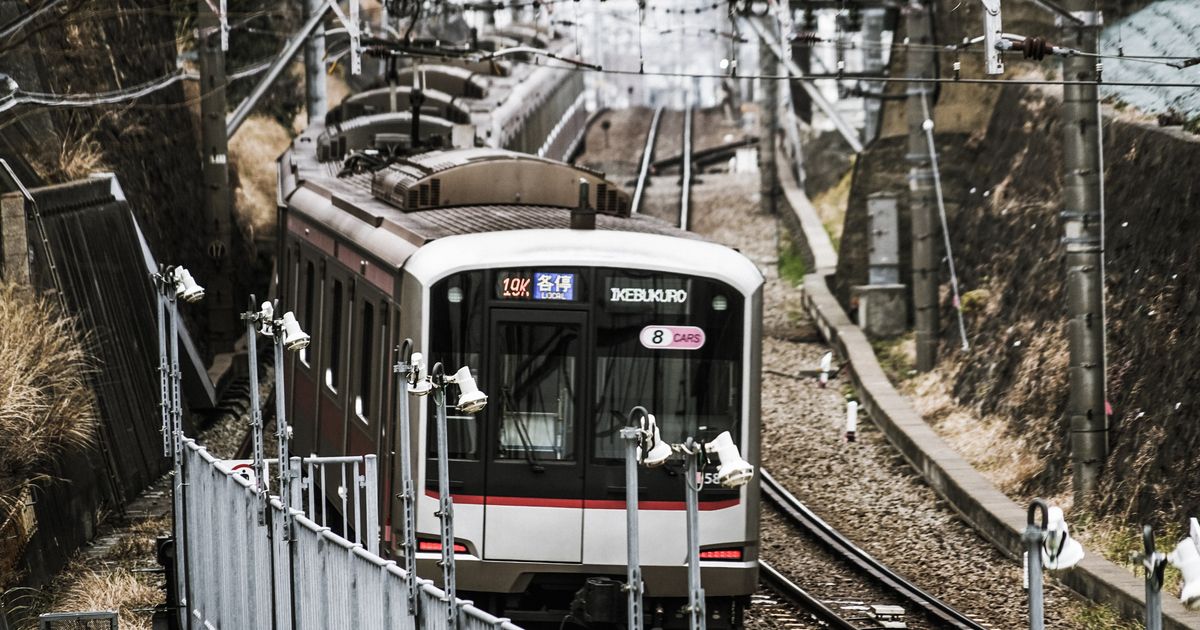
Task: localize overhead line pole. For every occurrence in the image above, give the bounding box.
[906,0,938,372]
[304,0,328,123]
[1060,0,1106,503]
[757,17,779,215]
[198,0,236,351]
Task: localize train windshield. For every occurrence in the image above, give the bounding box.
[591,270,743,460]
[428,268,744,463]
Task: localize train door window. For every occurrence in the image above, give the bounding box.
[325,278,344,394]
[300,258,317,367]
[355,301,374,424]
[495,320,578,461]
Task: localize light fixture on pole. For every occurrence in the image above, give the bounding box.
[393,339,420,614]
[427,361,487,629]
[238,297,272,524]
[1023,499,1083,630]
[152,264,203,627]
[620,406,654,630]
[670,432,755,630]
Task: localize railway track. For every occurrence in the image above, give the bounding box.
[629,105,664,215]
[758,469,989,630]
[629,102,695,233]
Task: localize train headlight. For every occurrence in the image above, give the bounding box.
[172,266,205,303]
[281,312,310,352]
[451,366,487,414]
[708,431,754,488]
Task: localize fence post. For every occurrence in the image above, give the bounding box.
[0,192,29,284]
[365,456,379,555]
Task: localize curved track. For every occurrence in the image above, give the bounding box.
[759,469,988,630]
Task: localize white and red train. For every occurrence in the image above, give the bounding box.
[276,21,763,629]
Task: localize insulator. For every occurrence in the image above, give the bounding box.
[1017,37,1052,61]
[792,32,821,47]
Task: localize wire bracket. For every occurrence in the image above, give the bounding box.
[980,0,1004,75]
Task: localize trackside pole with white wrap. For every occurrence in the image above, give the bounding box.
[431,362,458,630]
[683,439,707,630]
[394,339,420,615]
[621,407,652,630]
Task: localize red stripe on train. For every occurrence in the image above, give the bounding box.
[422,490,739,511]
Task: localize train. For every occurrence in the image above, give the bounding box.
[276,20,763,630]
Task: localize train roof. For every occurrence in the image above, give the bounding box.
[280,143,717,272]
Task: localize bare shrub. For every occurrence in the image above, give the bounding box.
[0,283,98,479]
[0,283,99,589]
[41,568,160,630]
[229,114,291,241]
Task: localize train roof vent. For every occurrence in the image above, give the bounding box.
[596,183,608,214]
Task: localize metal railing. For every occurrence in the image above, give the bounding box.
[176,438,523,630]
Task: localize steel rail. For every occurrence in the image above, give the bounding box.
[759,468,989,630]
[629,105,664,215]
[758,560,858,630]
[679,101,693,231]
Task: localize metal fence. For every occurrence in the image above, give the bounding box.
[177,439,522,630]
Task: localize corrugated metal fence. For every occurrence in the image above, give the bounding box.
[178,439,522,630]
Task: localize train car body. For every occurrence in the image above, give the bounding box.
[277,22,761,629]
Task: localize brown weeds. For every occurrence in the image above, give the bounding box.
[229,114,291,241]
[0,283,98,589]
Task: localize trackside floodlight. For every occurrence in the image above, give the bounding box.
[450,366,487,414]
[641,415,672,467]
[1170,518,1200,609]
[1041,506,1084,570]
[409,352,432,396]
[708,431,754,489]
[172,266,205,303]
[258,301,274,336]
[281,311,310,352]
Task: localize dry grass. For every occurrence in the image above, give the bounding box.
[0,283,98,589]
[229,114,292,241]
[0,283,98,479]
[38,568,160,630]
[810,161,853,249]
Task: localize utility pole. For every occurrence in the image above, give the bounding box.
[906,1,937,372]
[1060,0,1106,503]
[862,9,886,143]
[758,17,779,215]
[304,0,327,123]
[197,0,236,350]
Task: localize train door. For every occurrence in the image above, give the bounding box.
[482,309,587,563]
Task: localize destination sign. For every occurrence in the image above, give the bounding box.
[497,271,577,301]
[604,276,690,313]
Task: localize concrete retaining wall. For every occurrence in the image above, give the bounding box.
[777,162,1200,629]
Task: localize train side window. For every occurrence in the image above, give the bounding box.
[300,260,316,366]
[325,279,344,393]
[355,301,374,424]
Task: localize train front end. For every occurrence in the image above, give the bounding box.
[397,229,763,628]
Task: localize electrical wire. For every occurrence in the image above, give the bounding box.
[0,71,186,113]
